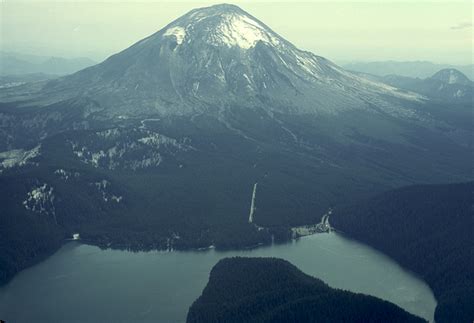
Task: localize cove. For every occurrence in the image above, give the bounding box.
[0,233,436,322]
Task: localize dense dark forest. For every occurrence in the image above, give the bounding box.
[1,92,472,286]
[187,257,426,323]
[331,181,474,323]
[0,158,271,286]
[0,207,64,286]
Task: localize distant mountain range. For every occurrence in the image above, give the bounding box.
[343,60,474,80]
[0,3,472,293]
[187,257,426,323]
[0,73,58,89]
[355,68,473,103]
[0,52,96,76]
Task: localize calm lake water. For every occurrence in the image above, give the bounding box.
[0,233,436,322]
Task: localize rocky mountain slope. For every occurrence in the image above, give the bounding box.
[4,4,420,118]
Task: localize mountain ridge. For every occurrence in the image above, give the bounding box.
[356,67,473,103]
[343,60,474,79]
[0,51,96,76]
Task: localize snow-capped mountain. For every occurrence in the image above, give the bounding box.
[13,4,420,118]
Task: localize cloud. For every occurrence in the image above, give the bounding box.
[450,22,472,30]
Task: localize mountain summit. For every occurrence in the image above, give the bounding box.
[30,3,421,117]
[163,4,282,50]
[429,68,471,85]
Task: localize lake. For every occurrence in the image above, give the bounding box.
[0,233,436,322]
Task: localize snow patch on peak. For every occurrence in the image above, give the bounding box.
[163,26,186,45]
[448,70,459,84]
[210,13,279,49]
[431,69,470,85]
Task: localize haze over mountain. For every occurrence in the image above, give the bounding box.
[3,1,471,66]
[0,52,96,76]
[0,3,472,294]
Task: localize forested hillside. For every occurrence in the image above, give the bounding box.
[331,181,474,323]
[187,257,426,323]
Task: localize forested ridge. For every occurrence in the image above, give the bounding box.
[331,181,474,323]
[187,257,426,323]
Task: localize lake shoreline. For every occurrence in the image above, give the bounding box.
[0,223,307,287]
[0,232,436,322]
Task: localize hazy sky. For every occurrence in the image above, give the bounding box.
[1,0,472,65]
